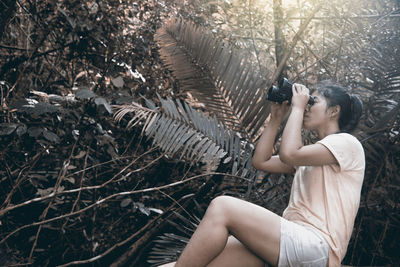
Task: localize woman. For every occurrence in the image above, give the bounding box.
[159,81,365,267]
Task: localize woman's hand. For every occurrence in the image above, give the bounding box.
[292,83,310,110]
[253,100,295,174]
[270,101,289,123]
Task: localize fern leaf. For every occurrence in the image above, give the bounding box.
[155,18,273,141]
[114,96,261,177]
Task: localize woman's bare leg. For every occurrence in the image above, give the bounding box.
[207,236,265,267]
[158,236,265,267]
[174,196,281,267]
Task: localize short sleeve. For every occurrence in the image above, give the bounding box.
[317,133,365,172]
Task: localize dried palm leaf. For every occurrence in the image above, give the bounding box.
[114,95,261,181]
[155,18,273,141]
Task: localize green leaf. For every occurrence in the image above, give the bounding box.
[112,76,125,88]
[43,129,60,143]
[76,89,96,99]
[0,123,18,136]
[120,198,132,208]
[95,97,113,114]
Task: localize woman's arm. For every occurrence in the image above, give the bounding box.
[279,84,337,166]
[252,103,295,173]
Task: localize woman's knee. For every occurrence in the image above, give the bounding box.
[206,196,237,221]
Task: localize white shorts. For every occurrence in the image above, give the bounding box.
[278,218,329,267]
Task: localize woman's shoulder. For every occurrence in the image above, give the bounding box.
[323,132,360,143]
[337,133,363,146]
[318,133,365,171]
[320,133,364,153]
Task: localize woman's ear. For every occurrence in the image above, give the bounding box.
[329,105,340,119]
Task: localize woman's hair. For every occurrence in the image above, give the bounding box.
[314,80,363,133]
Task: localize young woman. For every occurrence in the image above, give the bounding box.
[159,81,365,267]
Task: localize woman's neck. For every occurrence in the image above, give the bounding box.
[317,123,340,139]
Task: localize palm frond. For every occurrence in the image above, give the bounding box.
[114,95,261,181]
[114,101,158,134]
[114,97,271,266]
[350,18,400,138]
[147,208,201,266]
[155,18,272,141]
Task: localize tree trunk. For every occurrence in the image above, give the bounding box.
[0,0,17,41]
[273,0,287,80]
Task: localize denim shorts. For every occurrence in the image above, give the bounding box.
[277,218,329,267]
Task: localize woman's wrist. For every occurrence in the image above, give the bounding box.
[267,118,282,128]
[290,105,305,114]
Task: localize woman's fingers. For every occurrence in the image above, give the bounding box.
[270,101,290,122]
[291,83,310,108]
[293,83,309,95]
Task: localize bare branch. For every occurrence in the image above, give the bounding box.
[0,172,249,245]
[0,148,159,217]
[267,3,323,88]
[55,202,174,267]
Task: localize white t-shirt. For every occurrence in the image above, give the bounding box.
[282,133,365,266]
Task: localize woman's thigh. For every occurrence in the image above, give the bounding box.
[208,196,281,266]
[207,236,265,267]
[157,237,266,267]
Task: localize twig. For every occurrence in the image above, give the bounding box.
[116,152,165,182]
[0,263,32,267]
[61,147,90,230]
[1,149,45,209]
[334,19,348,81]
[0,172,249,245]
[2,160,23,200]
[27,159,70,262]
[282,13,400,21]
[156,189,198,223]
[28,139,78,263]
[350,215,363,264]
[292,47,340,80]
[284,22,334,79]
[5,28,49,99]
[0,148,159,217]
[267,3,323,89]
[365,163,385,205]
[0,44,28,50]
[55,201,177,267]
[65,147,157,178]
[248,0,262,74]
[371,218,390,265]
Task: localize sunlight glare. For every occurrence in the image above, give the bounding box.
[256,0,302,10]
[283,0,300,7]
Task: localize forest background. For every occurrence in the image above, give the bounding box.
[0,0,399,266]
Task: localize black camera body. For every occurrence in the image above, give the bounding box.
[266,78,315,105]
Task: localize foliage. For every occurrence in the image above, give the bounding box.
[155,18,275,140]
[146,0,400,266]
[115,95,231,168]
[0,0,398,266]
[0,0,196,266]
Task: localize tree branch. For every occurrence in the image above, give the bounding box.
[0,172,249,245]
[56,201,176,267]
[267,3,323,89]
[0,148,160,217]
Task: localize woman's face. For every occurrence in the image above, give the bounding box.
[303,91,332,130]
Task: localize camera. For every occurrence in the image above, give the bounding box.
[266,78,315,105]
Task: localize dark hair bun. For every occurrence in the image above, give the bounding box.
[315,80,363,133]
[342,95,363,133]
